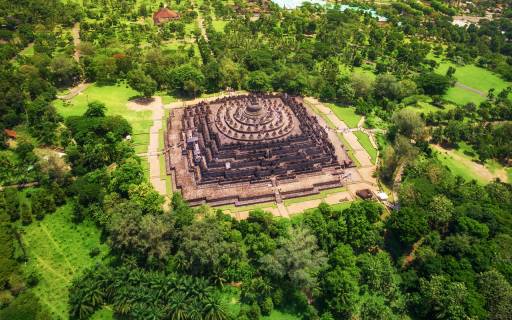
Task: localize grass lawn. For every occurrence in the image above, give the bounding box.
[435,61,511,105]
[435,142,510,184]
[221,288,300,320]
[216,202,277,214]
[21,204,109,319]
[54,83,153,153]
[337,133,361,167]
[283,187,346,206]
[326,104,361,128]
[212,20,228,32]
[437,150,484,183]
[90,307,114,320]
[354,131,377,164]
[405,101,456,114]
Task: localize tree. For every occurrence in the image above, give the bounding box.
[83,101,106,118]
[107,201,173,263]
[168,64,205,97]
[2,189,20,222]
[427,195,454,233]
[20,202,32,226]
[109,157,144,196]
[49,55,81,87]
[90,54,117,83]
[128,183,164,215]
[388,207,429,246]
[358,294,396,320]
[245,71,272,93]
[127,68,157,98]
[321,267,360,318]
[260,226,327,292]
[416,72,451,95]
[177,218,242,280]
[351,72,374,98]
[416,275,476,320]
[29,188,56,220]
[391,109,426,141]
[478,270,512,320]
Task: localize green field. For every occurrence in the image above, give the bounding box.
[216,201,278,214]
[326,104,361,128]
[435,61,511,105]
[435,142,510,184]
[21,204,109,319]
[354,131,377,164]
[54,83,153,153]
[283,187,347,206]
[404,100,456,115]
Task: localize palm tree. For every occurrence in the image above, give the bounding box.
[202,296,229,320]
[168,291,190,320]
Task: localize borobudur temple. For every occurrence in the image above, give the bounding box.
[164,93,354,207]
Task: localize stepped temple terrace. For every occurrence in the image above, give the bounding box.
[164,93,354,207]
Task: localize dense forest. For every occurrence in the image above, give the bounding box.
[0,0,511,319]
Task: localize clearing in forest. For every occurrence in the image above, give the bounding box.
[21,204,109,319]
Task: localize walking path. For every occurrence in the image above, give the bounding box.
[127,97,167,195]
[455,82,486,97]
[56,82,90,100]
[71,22,81,62]
[191,0,208,42]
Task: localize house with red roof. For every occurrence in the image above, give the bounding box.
[153,7,180,25]
[4,129,16,139]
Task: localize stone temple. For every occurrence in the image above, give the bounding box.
[164,93,354,207]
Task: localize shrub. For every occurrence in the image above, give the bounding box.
[260,297,273,316]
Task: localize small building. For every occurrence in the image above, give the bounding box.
[153,7,180,25]
[4,129,16,139]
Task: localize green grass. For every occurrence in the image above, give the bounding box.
[54,83,153,152]
[140,155,149,180]
[212,20,228,32]
[216,201,277,213]
[221,288,300,320]
[283,187,347,206]
[326,104,361,128]
[337,133,361,167]
[405,101,456,114]
[436,142,510,184]
[159,153,172,195]
[437,150,485,184]
[90,307,114,320]
[435,61,511,105]
[21,204,109,319]
[354,131,377,164]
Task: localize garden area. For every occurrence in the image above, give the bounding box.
[53,83,154,154]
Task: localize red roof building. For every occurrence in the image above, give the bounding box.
[4,129,16,139]
[153,7,180,25]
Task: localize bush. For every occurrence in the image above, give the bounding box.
[89,247,101,257]
[248,302,261,320]
[260,297,273,316]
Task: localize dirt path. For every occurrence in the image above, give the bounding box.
[432,144,508,182]
[128,97,167,195]
[190,0,208,42]
[455,82,486,97]
[72,22,81,62]
[56,82,90,100]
